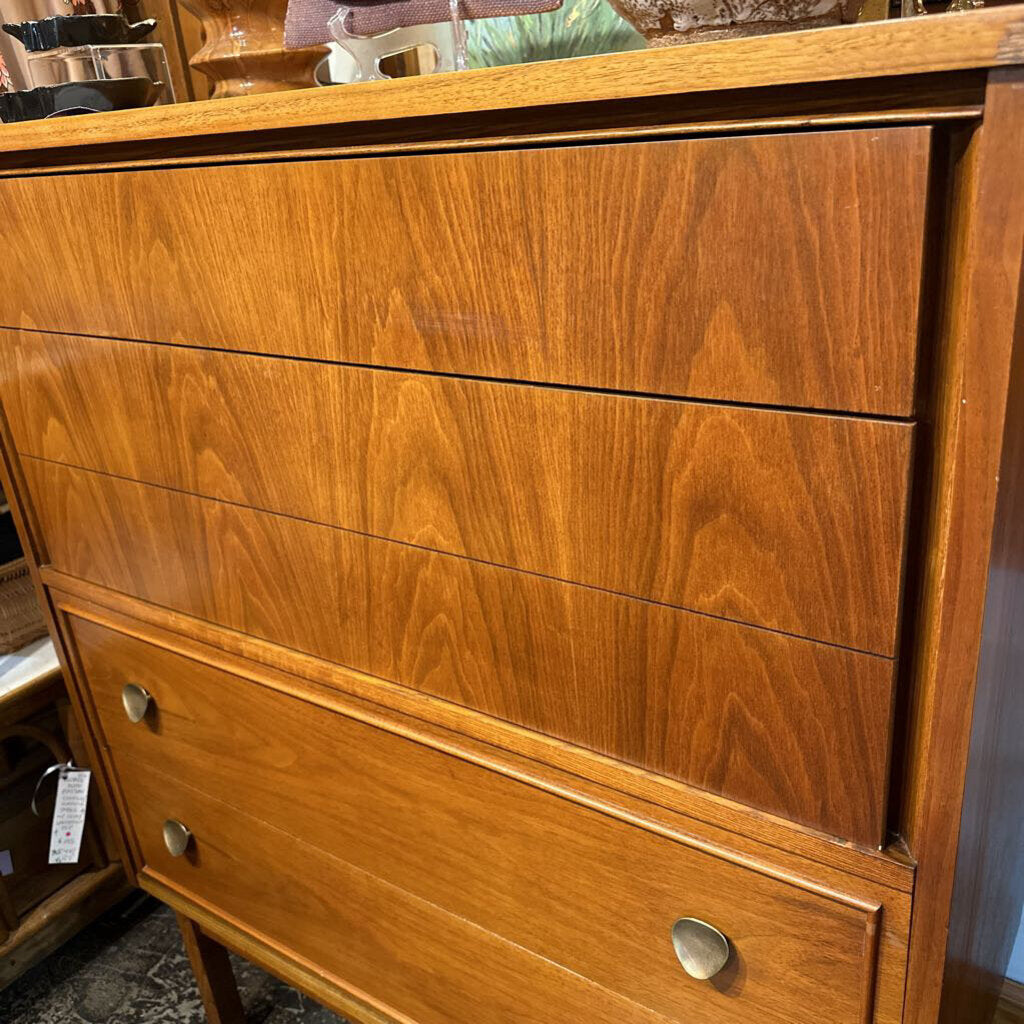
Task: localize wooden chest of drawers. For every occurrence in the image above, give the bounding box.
[1,10,1022,1024]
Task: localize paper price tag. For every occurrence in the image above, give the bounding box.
[48,768,91,865]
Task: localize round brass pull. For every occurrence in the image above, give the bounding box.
[162,819,192,857]
[121,683,153,723]
[671,918,730,980]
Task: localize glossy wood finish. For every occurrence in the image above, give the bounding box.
[83,624,892,1024]
[48,578,916,892]
[0,7,1019,158]
[0,130,929,416]
[0,395,139,881]
[71,613,898,1024]
[894,71,1024,1024]
[0,407,133,987]
[149,876,399,1024]
[5,332,913,654]
[29,458,898,842]
[126,764,684,1024]
[3,18,1024,1024]
[0,78,985,179]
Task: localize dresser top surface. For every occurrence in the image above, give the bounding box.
[0,5,1022,162]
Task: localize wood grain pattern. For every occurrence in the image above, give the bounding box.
[97,664,882,1024]
[994,981,1024,1024]
[175,913,246,1024]
[0,865,129,989]
[148,878,399,1024]
[50,577,916,889]
[125,761,688,1024]
[52,584,913,1024]
[0,391,138,879]
[943,296,1024,1020]
[4,332,915,654]
[6,21,1024,1024]
[0,7,1019,158]
[896,71,1024,1024]
[31,459,897,843]
[0,76,986,179]
[0,128,929,416]
[933,71,1024,1024]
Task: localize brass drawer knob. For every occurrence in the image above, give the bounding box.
[121,683,153,723]
[671,918,731,980]
[162,819,192,857]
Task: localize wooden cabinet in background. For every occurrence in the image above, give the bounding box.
[0,640,129,986]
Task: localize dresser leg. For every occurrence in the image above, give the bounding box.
[176,912,246,1024]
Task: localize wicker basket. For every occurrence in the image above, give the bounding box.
[0,558,47,654]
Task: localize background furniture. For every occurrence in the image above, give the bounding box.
[0,9,1022,1022]
[0,465,129,989]
[0,634,129,986]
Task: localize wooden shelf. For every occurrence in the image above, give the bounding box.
[0,863,131,987]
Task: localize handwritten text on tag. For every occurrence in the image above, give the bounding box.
[49,768,91,865]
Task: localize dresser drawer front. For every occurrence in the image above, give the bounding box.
[45,464,896,842]
[123,760,667,1024]
[0,129,928,414]
[7,330,913,655]
[74,614,886,1024]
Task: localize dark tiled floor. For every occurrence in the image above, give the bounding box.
[0,894,348,1023]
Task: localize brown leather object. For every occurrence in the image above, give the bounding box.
[285,0,562,47]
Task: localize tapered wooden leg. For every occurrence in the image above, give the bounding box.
[176,912,246,1024]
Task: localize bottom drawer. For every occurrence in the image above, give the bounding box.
[122,760,664,1024]
[72,612,896,1024]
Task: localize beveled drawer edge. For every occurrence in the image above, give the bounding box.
[47,569,915,895]
[49,572,913,893]
[139,756,814,1024]
[62,589,909,1024]
[147,858,884,1024]
[127,741,885,1024]
[48,574,911,898]
[0,106,981,181]
[116,665,886,1024]
[142,872,410,1024]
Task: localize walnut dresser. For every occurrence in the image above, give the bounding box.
[1,10,1023,1024]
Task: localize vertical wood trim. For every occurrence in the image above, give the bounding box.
[860,906,884,1024]
[938,157,1024,1024]
[176,913,246,1024]
[900,67,1024,1024]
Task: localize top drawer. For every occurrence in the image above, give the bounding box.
[0,128,929,414]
